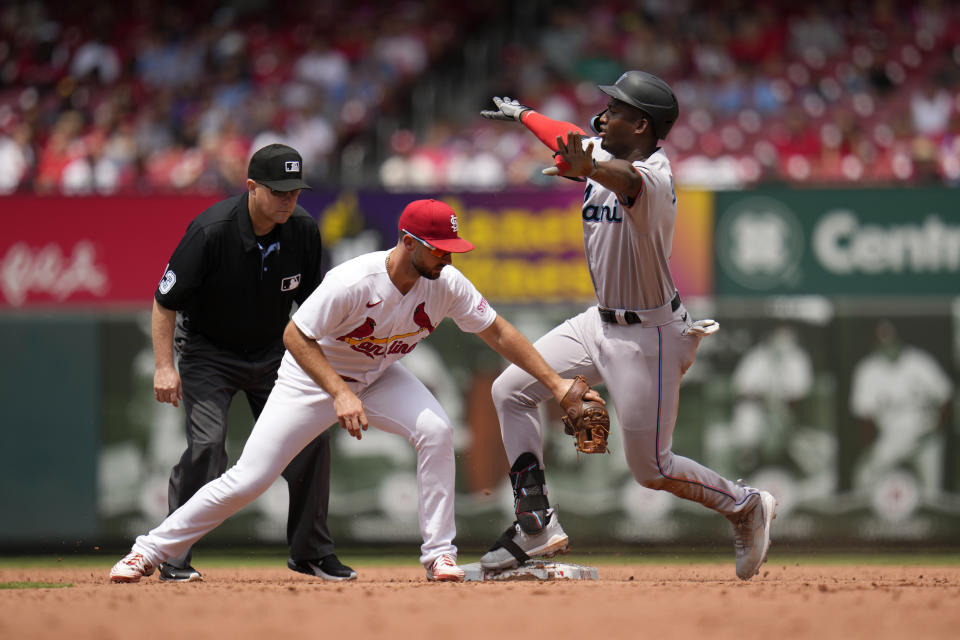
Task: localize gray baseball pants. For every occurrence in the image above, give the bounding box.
[492,304,757,517]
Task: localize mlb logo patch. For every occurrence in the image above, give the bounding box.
[158,269,177,294]
[285,161,300,173]
[281,274,301,291]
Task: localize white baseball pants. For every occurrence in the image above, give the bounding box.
[132,362,457,568]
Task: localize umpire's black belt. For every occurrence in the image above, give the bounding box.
[599,292,681,326]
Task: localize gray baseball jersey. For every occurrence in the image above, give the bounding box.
[494,140,757,517]
[583,143,677,311]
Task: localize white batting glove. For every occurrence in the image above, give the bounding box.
[685,319,720,337]
[481,96,532,122]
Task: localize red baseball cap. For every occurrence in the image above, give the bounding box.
[398,199,475,253]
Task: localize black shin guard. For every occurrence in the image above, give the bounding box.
[510,452,550,534]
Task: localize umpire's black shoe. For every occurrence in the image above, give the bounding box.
[158,563,203,582]
[288,555,358,581]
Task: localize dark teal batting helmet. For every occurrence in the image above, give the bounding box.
[598,71,679,139]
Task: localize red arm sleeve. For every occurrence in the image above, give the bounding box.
[520,111,587,151]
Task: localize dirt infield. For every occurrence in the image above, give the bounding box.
[2,563,959,640]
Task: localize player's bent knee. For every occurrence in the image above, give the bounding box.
[638,475,670,491]
[624,463,668,488]
[490,370,518,406]
[491,367,539,409]
[624,447,672,487]
[413,411,453,451]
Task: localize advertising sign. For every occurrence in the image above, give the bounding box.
[3,189,713,308]
[2,196,220,308]
[302,188,714,302]
[715,189,960,296]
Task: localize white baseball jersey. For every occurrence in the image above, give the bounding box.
[850,346,952,437]
[850,345,952,495]
[129,250,498,571]
[280,250,496,390]
[584,141,677,310]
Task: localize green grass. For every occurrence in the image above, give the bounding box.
[0,582,72,589]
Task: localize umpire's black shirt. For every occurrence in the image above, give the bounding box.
[155,192,323,356]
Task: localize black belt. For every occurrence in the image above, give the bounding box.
[598,292,681,325]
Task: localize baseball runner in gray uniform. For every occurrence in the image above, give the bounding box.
[480,71,777,580]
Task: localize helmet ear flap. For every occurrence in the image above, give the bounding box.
[590,110,606,134]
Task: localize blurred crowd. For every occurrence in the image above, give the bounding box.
[3,0,960,195]
[381,0,960,190]
[0,0,492,194]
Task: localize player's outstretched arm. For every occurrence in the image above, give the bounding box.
[476,315,604,406]
[283,320,368,439]
[481,96,586,153]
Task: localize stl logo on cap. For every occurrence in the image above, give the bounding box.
[398,199,475,253]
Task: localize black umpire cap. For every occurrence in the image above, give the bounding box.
[248,143,312,191]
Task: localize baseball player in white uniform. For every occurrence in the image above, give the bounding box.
[110,198,602,583]
[850,320,953,498]
[479,71,777,580]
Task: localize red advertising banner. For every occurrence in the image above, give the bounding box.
[3,189,714,308]
[3,195,222,308]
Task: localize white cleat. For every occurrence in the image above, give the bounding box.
[480,508,570,571]
[730,489,778,581]
[110,552,157,583]
[426,554,465,582]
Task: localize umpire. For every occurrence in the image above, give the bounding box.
[151,143,356,582]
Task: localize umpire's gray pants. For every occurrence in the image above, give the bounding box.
[168,327,334,566]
